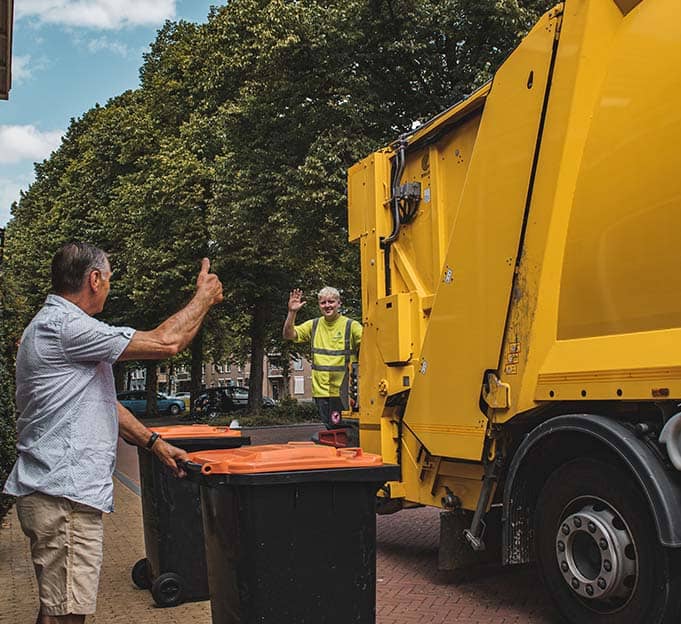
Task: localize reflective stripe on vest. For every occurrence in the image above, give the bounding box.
[310,317,353,372]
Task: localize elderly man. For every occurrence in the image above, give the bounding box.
[3,242,223,624]
[283,287,362,429]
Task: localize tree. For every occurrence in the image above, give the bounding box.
[2,0,553,416]
[201,0,551,409]
[0,259,16,520]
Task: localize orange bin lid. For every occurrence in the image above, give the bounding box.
[151,424,241,439]
[188,442,384,475]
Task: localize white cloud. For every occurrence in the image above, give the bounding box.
[85,37,132,58]
[0,125,64,164]
[16,0,176,30]
[11,55,49,85]
[0,176,31,226]
[12,55,32,84]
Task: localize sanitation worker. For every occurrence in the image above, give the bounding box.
[4,242,223,624]
[283,287,362,429]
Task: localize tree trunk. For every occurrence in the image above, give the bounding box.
[190,330,204,413]
[281,345,291,399]
[248,300,266,412]
[168,362,175,396]
[145,362,159,418]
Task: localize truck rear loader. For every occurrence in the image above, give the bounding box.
[346,0,681,622]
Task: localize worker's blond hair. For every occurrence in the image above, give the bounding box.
[318,286,341,301]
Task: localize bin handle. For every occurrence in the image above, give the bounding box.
[178,460,203,473]
[338,447,363,458]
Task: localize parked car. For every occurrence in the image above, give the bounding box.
[172,392,191,411]
[194,386,276,417]
[117,391,186,417]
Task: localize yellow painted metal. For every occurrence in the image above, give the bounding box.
[496,0,681,419]
[558,4,681,341]
[398,425,484,510]
[403,8,560,460]
[348,152,391,454]
[349,0,681,511]
[375,293,416,364]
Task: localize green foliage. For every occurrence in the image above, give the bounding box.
[0,275,16,520]
[0,380,16,520]
[2,0,553,412]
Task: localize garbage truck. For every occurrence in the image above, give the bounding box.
[346,0,681,622]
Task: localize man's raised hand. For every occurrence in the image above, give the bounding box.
[196,258,223,305]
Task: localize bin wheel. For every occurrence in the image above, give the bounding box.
[151,572,185,607]
[131,558,151,590]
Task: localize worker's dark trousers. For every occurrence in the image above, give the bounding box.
[314,397,344,429]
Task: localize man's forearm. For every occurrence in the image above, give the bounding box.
[118,403,154,447]
[283,311,298,340]
[154,293,210,351]
[117,403,190,477]
[119,293,211,360]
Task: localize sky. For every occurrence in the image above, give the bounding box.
[0,0,220,226]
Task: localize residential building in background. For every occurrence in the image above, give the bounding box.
[126,355,314,402]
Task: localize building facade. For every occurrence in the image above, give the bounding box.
[127,355,314,402]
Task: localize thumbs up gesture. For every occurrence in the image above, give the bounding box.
[196,258,223,305]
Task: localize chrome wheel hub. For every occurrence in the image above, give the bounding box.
[555,502,637,604]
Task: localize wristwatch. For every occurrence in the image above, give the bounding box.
[146,432,160,450]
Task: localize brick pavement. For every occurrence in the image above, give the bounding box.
[0,424,561,623]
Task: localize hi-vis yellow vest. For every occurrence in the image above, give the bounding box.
[294,315,362,397]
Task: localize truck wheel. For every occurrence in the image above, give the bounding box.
[535,458,681,624]
[151,572,184,607]
[131,557,151,590]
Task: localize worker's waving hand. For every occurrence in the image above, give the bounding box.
[288,288,306,312]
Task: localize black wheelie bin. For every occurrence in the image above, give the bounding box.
[131,424,250,607]
[186,442,399,624]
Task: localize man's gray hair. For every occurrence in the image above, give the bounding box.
[51,242,109,295]
[318,286,341,301]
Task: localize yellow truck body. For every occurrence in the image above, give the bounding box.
[347,0,681,621]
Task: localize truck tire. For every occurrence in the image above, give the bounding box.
[535,458,681,624]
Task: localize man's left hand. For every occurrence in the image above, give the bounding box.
[152,439,190,477]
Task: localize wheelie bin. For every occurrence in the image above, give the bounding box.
[131,424,250,607]
[186,442,399,624]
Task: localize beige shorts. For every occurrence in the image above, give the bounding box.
[16,491,104,616]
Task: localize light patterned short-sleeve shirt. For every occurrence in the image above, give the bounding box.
[3,295,134,513]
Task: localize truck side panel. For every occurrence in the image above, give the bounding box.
[496,0,681,416]
[403,9,560,461]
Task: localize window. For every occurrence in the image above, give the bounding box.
[294,376,305,395]
[292,358,304,371]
